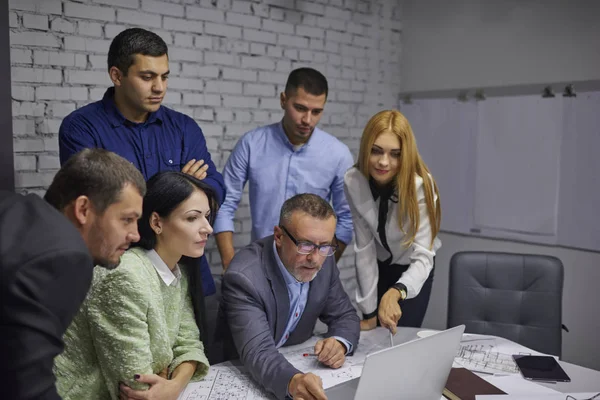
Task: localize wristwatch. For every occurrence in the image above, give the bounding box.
[391,283,408,301]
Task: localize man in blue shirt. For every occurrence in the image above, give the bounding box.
[58,28,224,340]
[219,194,359,400]
[213,68,354,272]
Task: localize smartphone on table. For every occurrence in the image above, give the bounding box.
[513,354,571,382]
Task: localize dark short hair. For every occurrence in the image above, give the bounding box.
[133,171,219,250]
[45,148,146,214]
[279,193,336,226]
[284,68,328,98]
[107,28,168,75]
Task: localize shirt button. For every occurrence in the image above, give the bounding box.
[168,159,173,164]
[295,313,298,317]
[285,334,289,339]
[146,154,151,159]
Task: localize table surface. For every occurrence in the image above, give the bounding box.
[179,327,600,399]
[387,327,600,394]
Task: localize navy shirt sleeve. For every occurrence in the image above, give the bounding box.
[183,116,226,205]
[58,114,97,165]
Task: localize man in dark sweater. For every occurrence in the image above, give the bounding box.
[0,149,146,400]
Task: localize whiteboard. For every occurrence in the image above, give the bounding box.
[399,93,600,252]
[401,99,476,235]
[473,95,563,236]
[557,92,600,251]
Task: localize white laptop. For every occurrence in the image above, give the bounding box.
[325,325,465,400]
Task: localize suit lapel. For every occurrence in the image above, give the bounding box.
[263,237,290,344]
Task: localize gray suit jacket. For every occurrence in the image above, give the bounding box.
[218,236,360,399]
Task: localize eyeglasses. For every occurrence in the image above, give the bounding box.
[280,225,338,257]
[566,394,600,400]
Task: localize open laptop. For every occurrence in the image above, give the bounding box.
[326,325,465,400]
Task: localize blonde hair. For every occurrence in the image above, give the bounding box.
[357,110,441,248]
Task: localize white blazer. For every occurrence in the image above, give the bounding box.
[343,167,442,316]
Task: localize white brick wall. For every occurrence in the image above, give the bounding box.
[10,0,402,294]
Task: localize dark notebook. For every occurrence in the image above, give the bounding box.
[442,368,506,400]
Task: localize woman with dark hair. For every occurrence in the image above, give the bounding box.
[54,171,217,400]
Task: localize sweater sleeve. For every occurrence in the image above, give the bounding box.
[169,274,210,381]
[85,262,154,399]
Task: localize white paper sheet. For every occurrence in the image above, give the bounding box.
[477,393,599,400]
[482,375,560,395]
[177,363,274,400]
[279,328,392,388]
[453,334,550,375]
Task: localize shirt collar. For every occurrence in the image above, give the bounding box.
[272,240,302,287]
[276,120,319,151]
[145,249,181,287]
[102,87,164,128]
[369,177,397,202]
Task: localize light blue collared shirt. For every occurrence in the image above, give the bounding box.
[213,122,354,245]
[272,242,352,354]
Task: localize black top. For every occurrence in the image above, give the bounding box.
[369,178,397,265]
[0,191,93,400]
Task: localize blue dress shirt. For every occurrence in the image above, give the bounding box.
[273,242,352,354]
[213,122,354,245]
[58,87,225,295]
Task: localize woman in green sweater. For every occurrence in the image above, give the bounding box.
[55,171,217,400]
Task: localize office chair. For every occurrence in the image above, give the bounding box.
[447,251,565,357]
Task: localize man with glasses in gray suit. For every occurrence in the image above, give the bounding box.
[218,194,359,400]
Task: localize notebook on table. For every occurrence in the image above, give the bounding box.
[442,367,506,400]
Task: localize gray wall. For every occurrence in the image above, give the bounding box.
[401,0,600,93]
[422,232,600,371]
[1,0,14,191]
[401,0,600,372]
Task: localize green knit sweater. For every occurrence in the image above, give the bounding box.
[54,247,209,400]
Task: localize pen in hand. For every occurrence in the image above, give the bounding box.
[390,331,394,347]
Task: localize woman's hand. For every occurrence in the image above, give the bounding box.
[119,374,183,400]
[360,316,377,331]
[158,367,168,379]
[378,288,403,334]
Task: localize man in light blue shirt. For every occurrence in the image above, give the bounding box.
[213,68,354,271]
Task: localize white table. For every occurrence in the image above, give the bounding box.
[392,327,600,394]
[178,327,600,399]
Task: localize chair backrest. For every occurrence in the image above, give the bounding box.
[447,251,564,357]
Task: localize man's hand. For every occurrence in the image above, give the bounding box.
[314,337,346,369]
[119,373,183,400]
[182,159,209,180]
[377,288,403,334]
[288,373,327,400]
[360,316,377,331]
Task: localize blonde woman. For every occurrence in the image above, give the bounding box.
[344,110,441,333]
